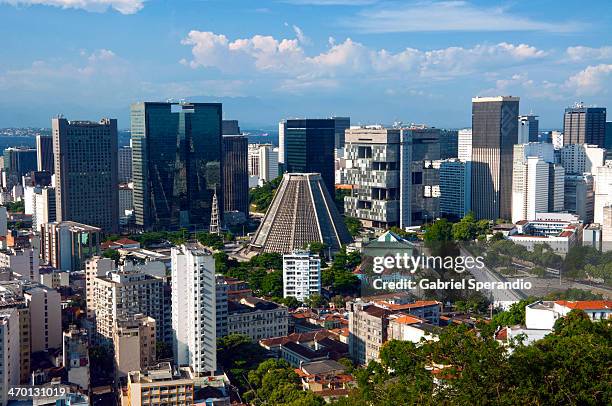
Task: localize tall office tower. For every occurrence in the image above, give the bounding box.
[518,115,539,144]
[3,147,37,178]
[63,327,90,390]
[222,119,241,135]
[606,122,612,159]
[559,144,605,175]
[32,187,56,231]
[282,250,321,302]
[171,243,217,375]
[283,119,336,195]
[332,116,350,149]
[594,162,612,224]
[278,120,286,166]
[118,145,132,183]
[248,144,261,177]
[53,117,119,234]
[565,174,595,223]
[402,127,441,226]
[457,129,473,162]
[90,267,164,342]
[131,102,222,231]
[259,145,279,182]
[439,129,459,159]
[113,315,156,378]
[563,104,606,147]
[40,221,101,272]
[250,173,352,254]
[511,143,564,223]
[471,96,519,220]
[118,183,133,225]
[0,308,20,405]
[343,128,403,228]
[439,159,471,220]
[222,135,249,222]
[36,135,54,174]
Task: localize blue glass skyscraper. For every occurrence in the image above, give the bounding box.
[131,102,222,230]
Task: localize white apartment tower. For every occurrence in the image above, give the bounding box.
[512,143,564,223]
[594,162,612,225]
[171,243,217,375]
[283,251,321,302]
[559,144,605,175]
[457,129,473,162]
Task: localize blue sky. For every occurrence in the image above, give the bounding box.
[0,0,611,129]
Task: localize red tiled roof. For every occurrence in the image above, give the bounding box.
[392,315,422,325]
[555,300,612,310]
[495,327,508,341]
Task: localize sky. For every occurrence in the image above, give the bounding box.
[0,0,611,129]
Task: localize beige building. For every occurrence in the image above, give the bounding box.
[114,314,156,378]
[0,248,40,281]
[23,285,62,352]
[0,308,20,406]
[0,288,31,384]
[40,221,101,272]
[90,268,164,341]
[126,362,194,406]
[85,256,115,318]
[227,297,288,341]
[347,301,390,365]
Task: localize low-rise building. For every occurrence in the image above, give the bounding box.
[63,326,90,391]
[227,297,288,341]
[508,212,583,254]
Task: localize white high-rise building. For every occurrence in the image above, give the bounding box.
[551,131,564,150]
[32,187,56,231]
[512,143,564,223]
[457,129,472,162]
[283,250,321,302]
[594,162,612,225]
[278,120,286,165]
[248,144,279,186]
[559,144,605,175]
[171,243,217,375]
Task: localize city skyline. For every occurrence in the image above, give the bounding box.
[0,0,611,128]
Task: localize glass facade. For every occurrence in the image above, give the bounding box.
[284,119,335,195]
[131,102,222,230]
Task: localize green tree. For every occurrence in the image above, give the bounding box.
[102,249,119,263]
[344,216,362,237]
[217,334,267,392]
[305,293,326,309]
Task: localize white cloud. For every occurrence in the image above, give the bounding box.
[566,46,612,62]
[181,31,547,82]
[0,49,128,93]
[1,0,145,14]
[565,64,612,96]
[343,1,580,33]
[292,25,311,45]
